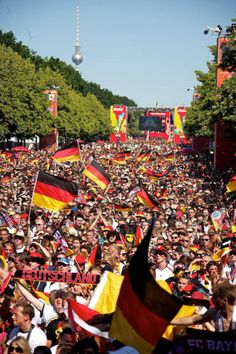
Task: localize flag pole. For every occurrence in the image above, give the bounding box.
[27,170,39,242]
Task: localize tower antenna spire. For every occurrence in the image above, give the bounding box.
[72,2,83,70]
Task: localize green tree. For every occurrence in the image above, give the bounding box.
[0,44,52,139]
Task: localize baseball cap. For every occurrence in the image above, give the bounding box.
[57,258,70,266]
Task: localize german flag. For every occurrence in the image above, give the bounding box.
[88,244,102,269]
[137,150,151,162]
[136,182,160,210]
[147,166,174,178]
[32,171,78,212]
[1,172,12,184]
[226,175,236,192]
[110,219,182,353]
[114,204,132,213]
[164,152,174,161]
[113,155,126,165]
[52,140,80,162]
[83,160,110,190]
[116,151,132,160]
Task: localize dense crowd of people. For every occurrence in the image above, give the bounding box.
[0,137,235,354]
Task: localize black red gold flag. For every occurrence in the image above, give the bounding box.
[52,140,80,162]
[83,160,110,190]
[137,150,151,162]
[136,181,160,210]
[1,172,12,184]
[110,219,182,353]
[32,171,78,212]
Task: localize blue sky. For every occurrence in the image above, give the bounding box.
[0,0,235,108]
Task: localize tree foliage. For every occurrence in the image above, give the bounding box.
[185,23,236,138]
[0,43,111,140]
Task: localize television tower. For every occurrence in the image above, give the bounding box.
[72,3,83,70]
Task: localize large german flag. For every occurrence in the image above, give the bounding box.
[110,219,182,353]
[83,160,110,190]
[32,171,78,212]
[52,140,80,162]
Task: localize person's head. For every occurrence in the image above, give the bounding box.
[29,252,45,270]
[206,261,219,278]
[8,336,31,354]
[4,241,13,257]
[155,248,168,265]
[170,232,180,243]
[14,253,30,270]
[0,228,9,242]
[13,233,25,249]
[86,230,96,245]
[12,302,35,328]
[50,289,67,313]
[34,218,45,230]
[59,328,77,346]
[56,344,73,354]
[72,337,99,354]
[176,275,191,293]
[212,280,236,309]
[72,239,81,252]
[199,235,210,247]
[200,254,212,270]
[57,258,70,273]
[34,346,52,354]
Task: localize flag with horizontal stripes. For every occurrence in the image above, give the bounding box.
[32,171,78,212]
[116,151,132,160]
[136,182,160,210]
[164,152,174,161]
[137,150,151,162]
[114,204,132,213]
[110,219,182,353]
[226,175,236,192]
[52,140,80,162]
[83,160,110,190]
[1,172,12,184]
[147,166,174,179]
[113,155,126,165]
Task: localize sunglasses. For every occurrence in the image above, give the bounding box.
[9,346,23,353]
[202,238,210,241]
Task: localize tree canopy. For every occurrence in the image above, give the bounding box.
[0,43,111,140]
[185,22,236,138]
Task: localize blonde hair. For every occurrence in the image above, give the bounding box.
[8,336,31,354]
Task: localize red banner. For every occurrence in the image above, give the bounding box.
[14,269,100,285]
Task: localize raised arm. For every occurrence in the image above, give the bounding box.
[16,280,44,312]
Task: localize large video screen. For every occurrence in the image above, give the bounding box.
[139,116,164,131]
